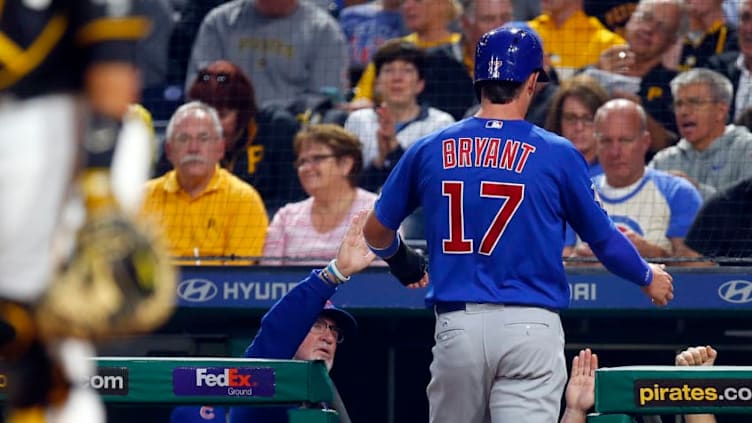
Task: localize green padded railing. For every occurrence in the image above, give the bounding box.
[589,365,752,421]
[93,357,333,405]
[1,357,339,423]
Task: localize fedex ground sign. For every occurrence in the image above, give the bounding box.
[173,367,275,397]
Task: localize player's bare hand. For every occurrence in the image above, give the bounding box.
[676,345,717,367]
[405,272,429,289]
[641,263,674,306]
[565,348,598,413]
[336,210,376,276]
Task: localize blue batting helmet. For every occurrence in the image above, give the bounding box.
[474,25,549,86]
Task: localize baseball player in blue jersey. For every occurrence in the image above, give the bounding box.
[363,25,675,423]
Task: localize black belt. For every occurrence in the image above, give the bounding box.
[434,302,467,314]
[434,302,559,314]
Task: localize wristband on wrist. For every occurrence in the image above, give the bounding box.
[367,233,400,259]
[327,259,350,282]
[319,260,350,286]
[318,268,338,286]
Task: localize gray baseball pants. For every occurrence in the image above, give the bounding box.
[427,303,567,423]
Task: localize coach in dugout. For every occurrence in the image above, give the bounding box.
[170,211,428,422]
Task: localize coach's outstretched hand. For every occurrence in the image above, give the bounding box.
[641,263,674,306]
[336,210,376,277]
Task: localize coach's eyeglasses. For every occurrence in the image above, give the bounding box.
[198,71,232,84]
[293,154,338,169]
[310,319,344,343]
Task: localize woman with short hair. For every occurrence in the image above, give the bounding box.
[262,124,378,265]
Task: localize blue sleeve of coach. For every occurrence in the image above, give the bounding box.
[244,271,336,359]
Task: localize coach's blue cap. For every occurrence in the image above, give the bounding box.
[321,300,357,339]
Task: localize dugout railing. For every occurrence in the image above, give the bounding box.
[20,265,748,423]
[0,357,340,423]
[588,366,752,422]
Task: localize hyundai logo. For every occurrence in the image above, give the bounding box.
[718,280,752,304]
[178,279,218,302]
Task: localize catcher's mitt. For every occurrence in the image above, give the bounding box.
[35,213,176,340]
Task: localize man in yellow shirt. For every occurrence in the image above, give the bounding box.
[142,101,269,265]
[529,0,625,79]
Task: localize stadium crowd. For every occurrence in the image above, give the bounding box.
[136,0,751,266]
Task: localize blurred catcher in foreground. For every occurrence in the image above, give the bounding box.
[0,1,176,422]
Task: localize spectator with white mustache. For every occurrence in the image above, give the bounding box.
[141,101,269,265]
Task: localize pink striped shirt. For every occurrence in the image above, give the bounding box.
[262,188,378,265]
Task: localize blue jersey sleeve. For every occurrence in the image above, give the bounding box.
[559,146,616,244]
[589,230,653,286]
[373,138,424,230]
[651,170,703,238]
[564,224,577,247]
